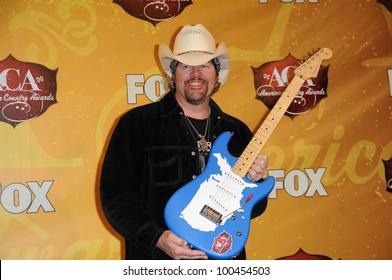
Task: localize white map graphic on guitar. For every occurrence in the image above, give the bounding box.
[181,152,257,232]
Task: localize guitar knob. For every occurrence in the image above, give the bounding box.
[237,231,242,236]
[231,215,236,220]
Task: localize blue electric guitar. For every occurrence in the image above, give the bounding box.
[164,48,333,259]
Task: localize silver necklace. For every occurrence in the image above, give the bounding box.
[183,113,211,154]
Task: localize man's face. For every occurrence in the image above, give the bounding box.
[174,61,218,106]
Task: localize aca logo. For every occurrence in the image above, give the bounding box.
[382,158,392,193]
[0,55,58,127]
[252,53,329,118]
[114,0,193,26]
[277,248,332,260]
[259,0,319,3]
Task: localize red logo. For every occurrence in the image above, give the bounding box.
[113,0,193,26]
[382,158,392,193]
[253,54,329,118]
[277,248,333,260]
[0,55,58,127]
[212,231,232,254]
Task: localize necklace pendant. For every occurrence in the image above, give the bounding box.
[198,137,210,153]
[198,137,208,152]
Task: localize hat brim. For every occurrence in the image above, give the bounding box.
[159,42,230,84]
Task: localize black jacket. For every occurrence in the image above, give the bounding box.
[100,91,268,259]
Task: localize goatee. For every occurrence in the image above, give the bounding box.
[184,79,209,105]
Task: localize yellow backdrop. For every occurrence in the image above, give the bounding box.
[0,0,391,260]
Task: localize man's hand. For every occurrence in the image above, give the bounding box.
[157,230,208,260]
[247,154,269,182]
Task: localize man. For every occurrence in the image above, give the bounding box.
[100,24,269,260]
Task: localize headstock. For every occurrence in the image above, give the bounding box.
[294,48,333,80]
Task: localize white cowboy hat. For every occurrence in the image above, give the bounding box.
[158,24,230,84]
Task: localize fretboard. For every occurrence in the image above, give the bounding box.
[232,75,305,177]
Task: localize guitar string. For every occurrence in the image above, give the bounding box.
[218,177,234,214]
[207,76,308,218]
[210,179,228,213]
[181,112,231,215]
[208,173,238,218]
[179,111,224,213]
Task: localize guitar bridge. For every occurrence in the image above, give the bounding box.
[200,205,222,224]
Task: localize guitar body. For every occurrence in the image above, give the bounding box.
[164,132,275,259]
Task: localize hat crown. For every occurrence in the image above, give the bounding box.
[173,24,216,56]
[158,24,230,84]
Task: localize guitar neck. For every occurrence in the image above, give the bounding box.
[232,75,305,177]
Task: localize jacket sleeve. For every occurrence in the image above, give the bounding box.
[100,112,164,259]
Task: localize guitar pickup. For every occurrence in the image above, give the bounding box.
[200,205,223,224]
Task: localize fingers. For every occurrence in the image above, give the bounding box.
[169,232,188,247]
[185,247,208,260]
[255,154,268,174]
[157,230,208,260]
[247,154,269,182]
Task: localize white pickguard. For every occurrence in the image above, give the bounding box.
[180,153,257,232]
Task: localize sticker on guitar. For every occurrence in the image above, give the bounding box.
[213,231,232,254]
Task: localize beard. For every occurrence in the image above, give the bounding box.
[183,78,210,105]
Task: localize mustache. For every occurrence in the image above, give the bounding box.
[185,78,207,85]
